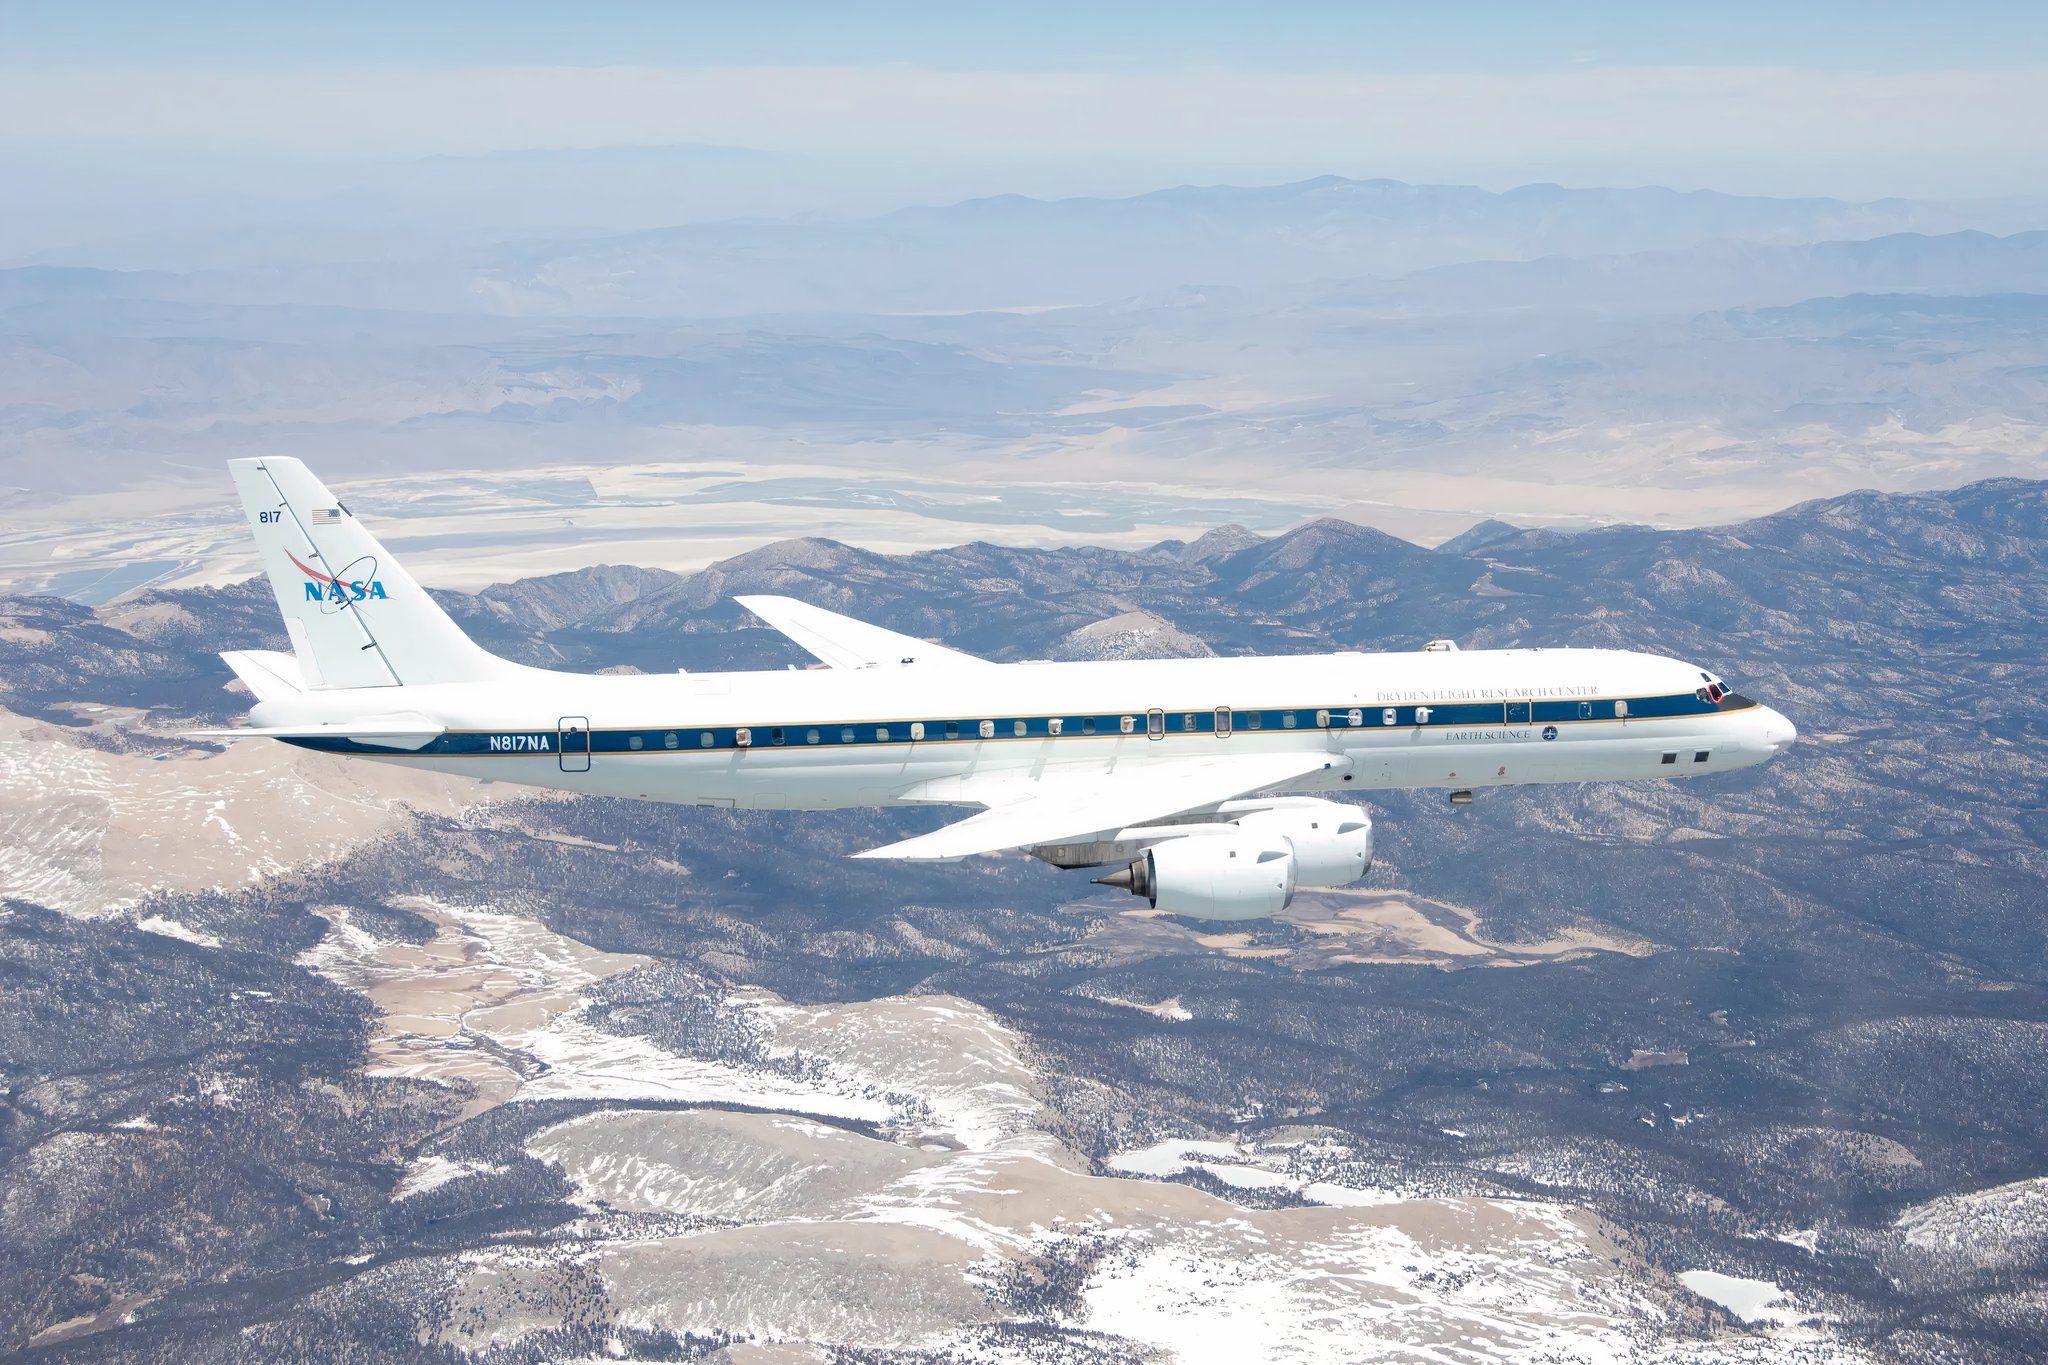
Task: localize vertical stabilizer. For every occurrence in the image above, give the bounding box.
[228,457,514,689]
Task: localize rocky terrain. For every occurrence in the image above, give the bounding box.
[1,477,2045,1361]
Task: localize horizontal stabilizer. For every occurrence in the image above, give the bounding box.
[219,649,309,703]
[855,751,1344,861]
[736,595,989,671]
[185,712,446,752]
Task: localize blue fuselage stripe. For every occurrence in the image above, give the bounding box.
[280,692,1750,758]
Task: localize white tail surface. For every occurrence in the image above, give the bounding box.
[219,649,310,702]
[228,457,515,689]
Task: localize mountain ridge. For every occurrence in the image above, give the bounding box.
[2,472,2046,1359]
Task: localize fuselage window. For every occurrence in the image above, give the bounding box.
[1416,706,1432,723]
[1121,715,1136,734]
[1316,709,1331,727]
[1347,708,1363,727]
[945,721,960,739]
[841,727,856,742]
[770,727,785,746]
[910,722,925,740]
[700,731,714,748]
[735,728,751,747]
[629,735,643,750]
[979,719,995,738]
[1082,718,1097,735]
[1579,702,1592,720]
[1282,712,1298,729]
[806,728,820,744]
[1246,711,1262,730]
[876,726,891,741]
[1182,713,1197,732]
[1382,708,1396,725]
[1694,750,1710,763]
[665,732,679,749]
[1615,700,1629,718]
[1013,719,1027,736]
[1660,751,1677,764]
[1049,718,1064,735]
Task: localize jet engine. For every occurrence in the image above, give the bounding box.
[1223,798,1372,888]
[1095,830,1296,920]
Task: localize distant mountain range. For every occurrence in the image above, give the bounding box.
[9,174,2046,320]
[416,176,2048,317]
[4,170,2048,528]
[1330,228,2048,316]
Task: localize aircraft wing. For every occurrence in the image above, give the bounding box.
[735,595,991,671]
[853,751,1346,861]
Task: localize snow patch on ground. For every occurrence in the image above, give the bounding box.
[395,1154,503,1201]
[1109,1137,1409,1208]
[1082,1213,1637,1365]
[1678,1270,1795,1325]
[135,914,219,948]
[1894,1175,2048,1264]
[518,1010,891,1122]
[739,993,1046,1150]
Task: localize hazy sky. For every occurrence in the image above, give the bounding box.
[4,2,2048,201]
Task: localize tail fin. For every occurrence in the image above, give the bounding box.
[229,457,515,689]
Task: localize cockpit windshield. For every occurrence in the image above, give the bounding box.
[1695,671,1729,704]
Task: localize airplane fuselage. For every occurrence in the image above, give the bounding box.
[263,644,1795,812]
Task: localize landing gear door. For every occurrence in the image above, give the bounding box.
[559,716,592,772]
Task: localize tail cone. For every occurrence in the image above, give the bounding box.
[1093,854,1153,904]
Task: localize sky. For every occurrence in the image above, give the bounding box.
[3,1,2048,207]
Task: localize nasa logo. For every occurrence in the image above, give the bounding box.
[288,549,387,604]
[1541,725,1559,741]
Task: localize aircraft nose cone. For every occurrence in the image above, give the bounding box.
[1760,706,1797,755]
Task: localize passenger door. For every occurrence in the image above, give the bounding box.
[558,716,592,772]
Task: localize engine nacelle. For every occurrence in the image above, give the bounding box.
[1226,799,1372,888]
[1098,830,1296,921]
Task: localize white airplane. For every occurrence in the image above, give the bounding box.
[199,458,1795,920]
